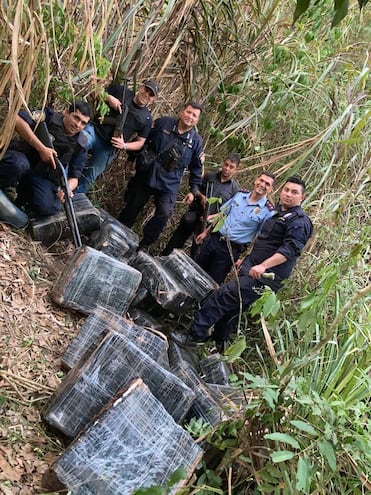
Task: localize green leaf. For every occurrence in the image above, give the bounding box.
[296,456,312,492]
[134,486,164,495]
[293,0,311,23]
[263,292,277,316]
[264,433,300,449]
[290,420,318,437]
[270,450,295,463]
[223,336,246,363]
[318,440,337,471]
[167,468,187,487]
[332,0,349,27]
[263,388,279,409]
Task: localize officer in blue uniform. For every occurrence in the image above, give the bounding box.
[119,101,204,252]
[161,153,240,257]
[0,101,91,216]
[194,171,275,284]
[171,176,313,348]
[77,79,159,194]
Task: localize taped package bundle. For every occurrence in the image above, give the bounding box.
[172,360,227,427]
[130,251,194,315]
[126,307,162,333]
[95,208,139,254]
[53,379,203,495]
[30,193,101,244]
[51,246,142,316]
[199,353,231,386]
[207,383,251,416]
[44,331,195,438]
[62,306,169,370]
[88,216,139,261]
[160,249,219,301]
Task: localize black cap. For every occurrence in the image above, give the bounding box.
[144,79,160,97]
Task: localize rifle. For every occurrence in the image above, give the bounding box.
[112,78,129,138]
[34,121,82,248]
[192,180,214,259]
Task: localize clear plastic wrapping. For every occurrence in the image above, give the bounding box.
[53,379,203,495]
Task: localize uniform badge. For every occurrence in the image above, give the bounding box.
[31,110,46,122]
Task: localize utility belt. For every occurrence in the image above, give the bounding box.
[213,232,247,253]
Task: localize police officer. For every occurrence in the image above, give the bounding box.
[162,153,240,257]
[0,101,91,217]
[171,176,313,348]
[194,171,275,284]
[119,101,204,252]
[77,79,159,194]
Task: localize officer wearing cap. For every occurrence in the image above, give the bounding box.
[119,101,204,252]
[194,171,276,284]
[77,79,159,194]
[171,176,313,349]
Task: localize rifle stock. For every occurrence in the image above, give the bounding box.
[34,122,82,248]
[112,79,129,138]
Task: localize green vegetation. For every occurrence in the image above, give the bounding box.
[0,0,369,493]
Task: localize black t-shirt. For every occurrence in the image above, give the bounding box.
[94,84,152,143]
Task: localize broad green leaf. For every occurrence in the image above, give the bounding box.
[332,0,349,26]
[264,432,300,449]
[290,420,318,437]
[293,0,311,23]
[296,456,312,492]
[318,440,337,471]
[263,388,279,409]
[223,336,246,363]
[270,450,295,463]
[167,468,187,487]
[263,292,277,316]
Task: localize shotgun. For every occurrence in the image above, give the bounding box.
[112,78,129,138]
[34,121,82,248]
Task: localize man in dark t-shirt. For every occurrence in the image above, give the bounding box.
[77,79,159,193]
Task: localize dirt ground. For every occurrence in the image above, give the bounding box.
[0,223,85,494]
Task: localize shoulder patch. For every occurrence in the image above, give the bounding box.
[265,198,275,210]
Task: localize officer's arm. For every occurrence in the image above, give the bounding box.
[15,116,57,168]
[249,253,287,279]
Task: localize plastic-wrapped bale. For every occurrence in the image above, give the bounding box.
[159,249,219,301]
[50,246,142,316]
[130,251,194,315]
[62,306,169,370]
[168,338,199,374]
[44,331,195,438]
[95,208,139,254]
[30,193,101,244]
[88,216,140,261]
[172,360,227,427]
[126,307,162,333]
[199,353,231,386]
[53,379,203,495]
[207,383,253,416]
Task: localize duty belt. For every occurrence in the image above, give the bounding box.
[213,232,247,252]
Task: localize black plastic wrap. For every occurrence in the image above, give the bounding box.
[30,193,101,244]
[130,251,194,315]
[159,249,219,301]
[51,246,142,316]
[199,353,231,386]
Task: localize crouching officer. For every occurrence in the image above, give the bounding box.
[0,101,91,217]
[119,101,205,252]
[171,176,313,349]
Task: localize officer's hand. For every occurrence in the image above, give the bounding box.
[111,136,125,149]
[235,258,244,271]
[198,193,207,209]
[68,178,78,196]
[56,189,65,203]
[106,95,122,113]
[183,192,194,205]
[195,231,207,245]
[249,264,266,279]
[39,146,57,169]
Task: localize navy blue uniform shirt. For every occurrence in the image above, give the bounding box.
[243,205,313,281]
[145,116,204,195]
